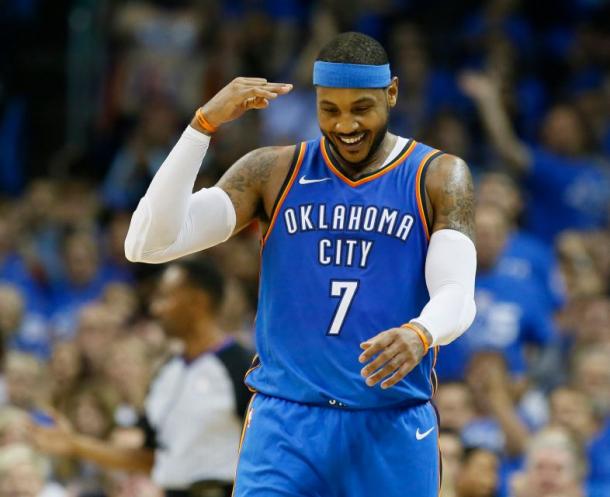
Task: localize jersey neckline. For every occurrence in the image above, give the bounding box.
[320,136,417,187]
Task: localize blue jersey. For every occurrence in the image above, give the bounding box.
[246,136,443,409]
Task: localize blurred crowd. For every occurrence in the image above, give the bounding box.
[0,0,609,496]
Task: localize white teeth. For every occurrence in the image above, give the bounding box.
[339,133,365,144]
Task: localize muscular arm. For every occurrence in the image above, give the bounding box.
[125,77,293,263]
[217,145,295,233]
[408,154,477,346]
[426,154,475,240]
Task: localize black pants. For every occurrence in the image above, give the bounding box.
[165,481,233,497]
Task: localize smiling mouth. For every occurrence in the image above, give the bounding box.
[336,132,366,147]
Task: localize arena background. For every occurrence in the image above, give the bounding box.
[0,1,609,496]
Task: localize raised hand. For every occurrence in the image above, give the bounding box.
[458,71,499,102]
[358,325,429,389]
[199,77,293,129]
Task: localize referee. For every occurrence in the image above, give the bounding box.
[32,259,254,497]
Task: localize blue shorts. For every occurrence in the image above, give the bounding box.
[233,394,440,497]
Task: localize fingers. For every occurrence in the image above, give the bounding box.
[364,352,404,387]
[359,331,393,363]
[380,362,415,389]
[244,96,269,110]
[360,340,401,379]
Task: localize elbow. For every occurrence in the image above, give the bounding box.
[124,237,141,263]
[461,297,477,332]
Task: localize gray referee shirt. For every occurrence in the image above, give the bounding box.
[141,339,253,490]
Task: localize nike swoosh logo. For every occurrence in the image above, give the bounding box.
[299,175,331,185]
[415,427,435,440]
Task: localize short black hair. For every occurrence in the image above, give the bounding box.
[173,258,225,313]
[316,32,388,66]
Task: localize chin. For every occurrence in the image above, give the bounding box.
[332,140,372,165]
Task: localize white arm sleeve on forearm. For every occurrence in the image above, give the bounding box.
[124,126,236,264]
[410,229,477,346]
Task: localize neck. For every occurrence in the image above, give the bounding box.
[182,318,227,361]
[329,132,397,179]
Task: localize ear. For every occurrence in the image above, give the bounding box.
[387,77,399,108]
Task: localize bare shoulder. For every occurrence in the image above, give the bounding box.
[216,144,297,231]
[424,153,475,241]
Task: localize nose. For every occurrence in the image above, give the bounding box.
[334,117,359,134]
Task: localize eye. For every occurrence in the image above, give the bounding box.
[321,107,338,115]
[353,106,371,114]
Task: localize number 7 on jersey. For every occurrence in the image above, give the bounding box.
[327,280,359,335]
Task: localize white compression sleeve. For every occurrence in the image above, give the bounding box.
[124,126,236,264]
[410,229,477,346]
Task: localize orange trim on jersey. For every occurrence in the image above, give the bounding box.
[415,149,439,240]
[430,345,439,395]
[244,354,261,394]
[231,393,257,497]
[436,420,442,497]
[261,142,306,246]
[321,137,417,187]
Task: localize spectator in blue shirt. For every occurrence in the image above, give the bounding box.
[0,285,50,361]
[436,205,556,381]
[50,231,119,339]
[478,172,565,311]
[460,72,610,242]
[0,217,46,315]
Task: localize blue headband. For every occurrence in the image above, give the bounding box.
[313,61,391,88]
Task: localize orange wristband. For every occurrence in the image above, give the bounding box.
[401,323,430,355]
[195,108,218,134]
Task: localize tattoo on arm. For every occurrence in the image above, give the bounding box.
[216,147,279,228]
[427,155,475,241]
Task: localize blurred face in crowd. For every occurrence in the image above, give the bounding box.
[576,298,610,345]
[0,461,44,497]
[0,218,13,258]
[436,382,475,431]
[465,351,511,413]
[23,179,57,225]
[50,341,82,392]
[0,408,30,447]
[5,353,48,409]
[104,338,150,405]
[77,304,123,372]
[316,81,398,166]
[64,232,99,286]
[475,205,510,271]
[104,283,139,323]
[549,387,597,441]
[524,435,583,497]
[456,449,499,497]
[477,173,522,223]
[426,113,471,159]
[69,389,115,438]
[572,346,610,415]
[0,285,24,337]
[105,473,163,497]
[151,265,215,339]
[541,104,587,157]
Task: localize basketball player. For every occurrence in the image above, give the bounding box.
[125,32,477,497]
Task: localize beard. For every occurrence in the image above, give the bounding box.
[322,120,389,167]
